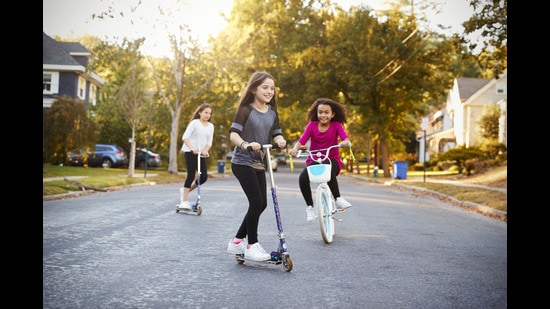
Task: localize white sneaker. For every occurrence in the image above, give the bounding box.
[244,243,270,261]
[177,201,191,210]
[335,197,352,210]
[227,239,246,254]
[305,206,316,222]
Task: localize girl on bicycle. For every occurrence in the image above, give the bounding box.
[289,98,352,221]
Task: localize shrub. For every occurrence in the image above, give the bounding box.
[411,163,425,171]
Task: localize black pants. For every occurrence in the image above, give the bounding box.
[183,151,208,188]
[298,158,341,206]
[231,164,268,245]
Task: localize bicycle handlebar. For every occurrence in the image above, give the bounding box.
[296,143,351,163]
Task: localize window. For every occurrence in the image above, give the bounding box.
[43,72,59,94]
[90,84,97,106]
[78,76,86,100]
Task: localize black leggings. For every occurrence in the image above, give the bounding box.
[298,158,341,206]
[231,163,268,245]
[183,151,208,188]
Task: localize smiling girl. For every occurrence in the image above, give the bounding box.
[289,98,352,222]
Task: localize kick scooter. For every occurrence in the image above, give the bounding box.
[234,144,293,272]
[176,153,209,215]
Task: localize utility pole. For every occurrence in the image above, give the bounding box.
[421,117,428,183]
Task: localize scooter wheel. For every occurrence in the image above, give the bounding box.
[235,254,245,264]
[282,255,293,272]
[196,206,202,215]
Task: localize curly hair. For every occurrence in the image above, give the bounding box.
[307,98,347,123]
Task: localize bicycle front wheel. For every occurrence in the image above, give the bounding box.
[316,183,334,244]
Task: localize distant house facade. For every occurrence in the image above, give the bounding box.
[43,32,104,114]
[417,70,507,162]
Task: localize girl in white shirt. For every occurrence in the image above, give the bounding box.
[178,103,215,209]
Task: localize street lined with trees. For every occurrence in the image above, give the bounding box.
[43,0,507,178]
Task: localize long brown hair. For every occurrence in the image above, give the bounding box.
[190,103,213,122]
[237,71,277,111]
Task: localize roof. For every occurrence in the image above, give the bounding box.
[42,32,88,66]
[456,78,491,101]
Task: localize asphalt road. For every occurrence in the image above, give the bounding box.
[43,166,507,308]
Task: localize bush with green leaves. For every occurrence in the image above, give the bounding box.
[433,146,485,175]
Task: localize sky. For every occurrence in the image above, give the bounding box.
[43,0,476,58]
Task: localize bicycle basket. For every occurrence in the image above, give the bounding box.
[307,164,331,183]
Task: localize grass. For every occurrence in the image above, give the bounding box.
[341,166,506,213]
[43,163,507,216]
[42,164,182,196]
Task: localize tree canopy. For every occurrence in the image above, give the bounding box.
[45,0,504,176]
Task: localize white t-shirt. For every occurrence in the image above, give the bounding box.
[181,119,214,152]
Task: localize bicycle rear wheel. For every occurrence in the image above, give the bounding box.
[316,183,334,244]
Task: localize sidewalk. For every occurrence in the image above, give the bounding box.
[404,177,507,193]
[43,176,88,182]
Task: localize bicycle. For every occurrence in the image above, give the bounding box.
[296,143,351,244]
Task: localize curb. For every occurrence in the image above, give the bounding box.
[347,174,507,222]
[393,183,507,222]
[43,172,228,201]
[43,181,158,201]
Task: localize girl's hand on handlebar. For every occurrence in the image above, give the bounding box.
[246,142,261,151]
[339,141,352,148]
[289,145,306,157]
[274,140,287,150]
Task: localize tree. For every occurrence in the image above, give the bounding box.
[148,26,217,174]
[115,53,149,177]
[477,103,500,142]
[90,38,151,176]
[462,0,507,77]
[303,4,453,176]
[43,96,97,164]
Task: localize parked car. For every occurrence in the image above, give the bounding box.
[87,144,129,168]
[66,149,91,166]
[66,144,128,168]
[225,151,278,171]
[270,155,278,172]
[274,152,287,165]
[135,148,162,168]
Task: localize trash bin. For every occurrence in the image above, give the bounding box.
[392,161,408,179]
[217,160,226,174]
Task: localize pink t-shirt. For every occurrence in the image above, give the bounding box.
[297,121,349,171]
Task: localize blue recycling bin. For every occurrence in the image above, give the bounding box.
[217,160,226,174]
[392,161,408,179]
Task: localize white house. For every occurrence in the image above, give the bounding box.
[417,70,507,162]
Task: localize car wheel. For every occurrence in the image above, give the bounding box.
[101,158,113,168]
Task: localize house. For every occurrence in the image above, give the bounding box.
[43,32,104,113]
[417,70,507,162]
